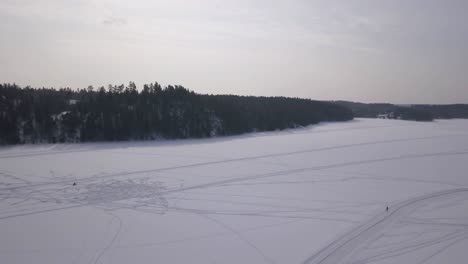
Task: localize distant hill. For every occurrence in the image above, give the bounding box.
[334,101,468,122]
[411,104,468,119]
[0,83,353,145]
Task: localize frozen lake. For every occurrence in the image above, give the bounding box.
[1,118,468,264]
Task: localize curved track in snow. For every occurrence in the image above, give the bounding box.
[302,188,468,264]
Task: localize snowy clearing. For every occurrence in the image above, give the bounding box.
[1,118,468,264]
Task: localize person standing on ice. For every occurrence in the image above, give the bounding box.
[386,206,389,212]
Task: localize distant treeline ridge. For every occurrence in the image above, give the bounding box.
[334,101,468,121]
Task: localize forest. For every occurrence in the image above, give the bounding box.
[0,83,353,144]
[333,101,425,121]
[335,101,468,121]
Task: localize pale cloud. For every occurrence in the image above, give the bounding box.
[102,16,127,26]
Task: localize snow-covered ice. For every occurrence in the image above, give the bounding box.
[1,118,468,264]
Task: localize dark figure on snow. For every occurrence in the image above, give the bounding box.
[386,206,389,212]
[73,182,77,186]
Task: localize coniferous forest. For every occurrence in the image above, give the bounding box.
[335,101,468,122]
[0,83,354,144]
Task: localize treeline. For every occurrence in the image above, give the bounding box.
[334,101,435,121]
[411,104,468,119]
[0,83,353,144]
[335,101,468,121]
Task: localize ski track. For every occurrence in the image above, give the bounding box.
[1,149,467,221]
[201,214,277,264]
[1,120,468,264]
[302,188,468,264]
[1,147,468,222]
[2,133,466,192]
[92,212,123,264]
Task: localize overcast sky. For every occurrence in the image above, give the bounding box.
[1,0,467,104]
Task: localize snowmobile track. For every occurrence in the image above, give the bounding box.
[302,188,468,264]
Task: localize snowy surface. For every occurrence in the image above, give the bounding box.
[1,118,468,264]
